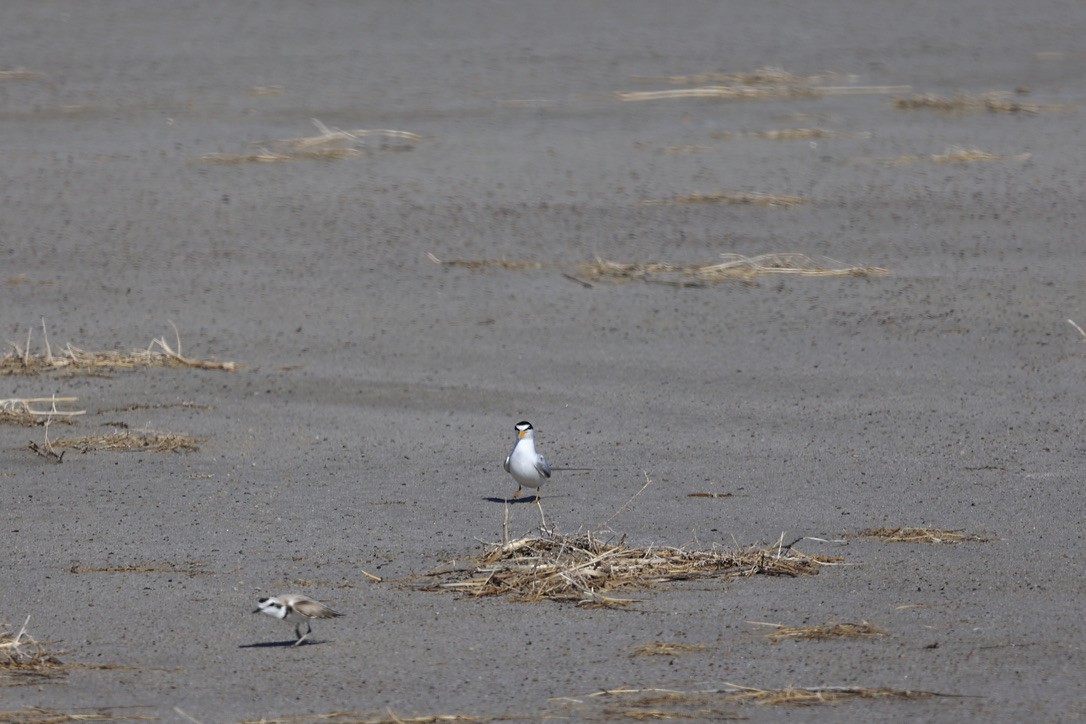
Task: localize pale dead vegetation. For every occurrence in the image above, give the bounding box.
[0,617,65,686]
[638,66,843,86]
[236,713,485,724]
[630,641,708,657]
[428,252,888,287]
[557,682,953,719]
[0,397,83,426]
[2,322,235,375]
[0,67,46,80]
[641,191,808,207]
[751,620,887,642]
[0,707,154,722]
[574,254,889,286]
[616,84,908,102]
[881,146,1031,165]
[51,430,205,454]
[201,119,423,163]
[422,530,840,608]
[710,128,870,141]
[893,91,1069,113]
[853,527,992,544]
[69,560,208,575]
[246,85,284,96]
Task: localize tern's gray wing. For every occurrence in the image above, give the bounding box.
[503,453,513,473]
[536,454,552,478]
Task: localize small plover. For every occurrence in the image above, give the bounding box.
[504,420,551,502]
[253,594,343,646]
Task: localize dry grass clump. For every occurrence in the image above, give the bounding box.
[575,253,889,286]
[883,146,1030,165]
[615,86,821,102]
[563,683,947,718]
[69,560,208,575]
[711,128,870,141]
[0,617,66,686]
[893,91,1067,113]
[51,430,204,454]
[429,252,888,287]
[651,66,831,86]
[0,707,154,722]
[0,67,46,80]
[853,527,991,544]
[425,253,545,271]
[754,620,887,642]
[630,641,708,657]
[0,397,83,426]
[423,530,840,608]
[719,683,937,706]
[247,85,284,96]
[201,118,422,164]
[641,191,808,207]
[2,324,235,376]
[237,713,484,724]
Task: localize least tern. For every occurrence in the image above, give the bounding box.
[253,594,343,646]
[504,420,551,502]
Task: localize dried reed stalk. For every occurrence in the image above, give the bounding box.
[0,707,154,722]
[69,560,207,575]
[630,641,708,657]
[854,527,991,544]
[423,531,840,608]
[0,67,46,80]
[575,254,888,286]
[237,713,484,724]
[711,127,871,141]
[883,147,1030,165]
[641,191,807,207]
[616,84,909,102]
[2,326,234,375]
[753,621,886,642]
[0,617,66,686]
[893,92,1066,113]
[51,430,204,453]
[201,119,422,164]
[0,397,83,426]
[719,683,938,706]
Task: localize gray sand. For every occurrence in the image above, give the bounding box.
[2,1,1085,721]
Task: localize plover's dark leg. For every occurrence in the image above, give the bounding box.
[293,621,312,646]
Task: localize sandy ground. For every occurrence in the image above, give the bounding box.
[2,1,1086,721]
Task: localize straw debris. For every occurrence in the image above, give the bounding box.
[1,397,83,426]
[237,713,485,724]
[69,560,208,575]
[641,191,807,207]
[575,254,888,286]
[710,128,869,141]
[754,620,887,642]
[201,119,422,164]
[51,430,204,454]
[893,92,1067,113]
[853,527,992,544]
[630,641,708,657]
[0,708,154,722]
[882,146,1030,165]
[647,66,834,86]
[0,617,66,686]
[422,530,839,608]
[0,67,46,80]
[2,325,235,376]
[718,683,939,706]
[425,252,545,271]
